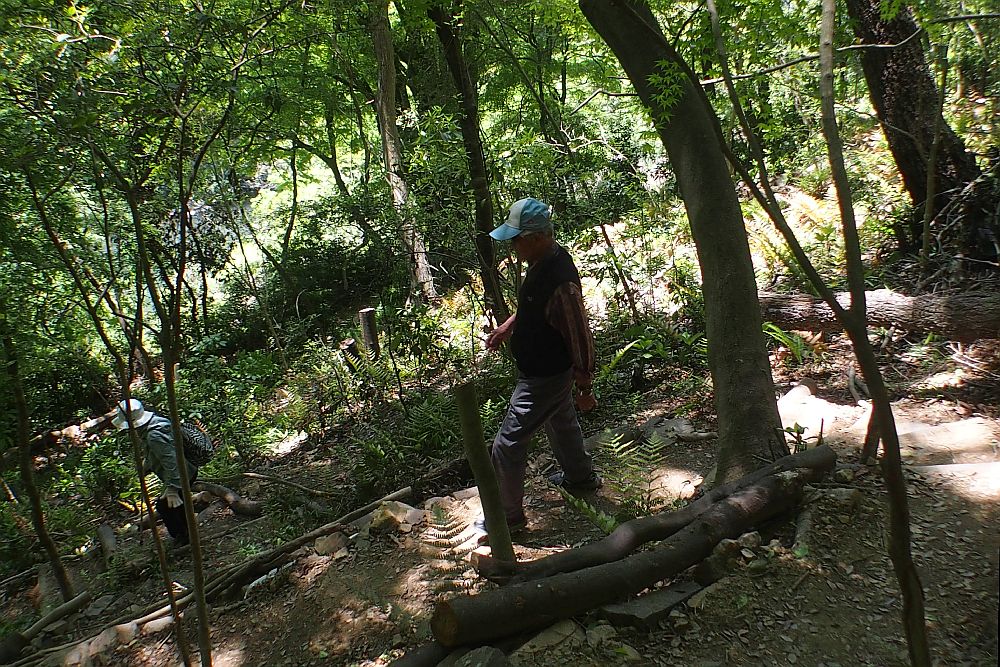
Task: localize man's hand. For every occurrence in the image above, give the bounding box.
[575,388,597,413]
[161,488,183,509]
[485,315,516,351]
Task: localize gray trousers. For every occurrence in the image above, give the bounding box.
[490,369,595,521]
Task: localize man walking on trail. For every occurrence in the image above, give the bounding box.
[481,197,601,533]
[114,399,197,546]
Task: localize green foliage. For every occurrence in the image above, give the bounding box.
[0,489,93,578]
[782,422,820,453]
[878,0,905,21]
[762,322,811,365]
[76,436,138,501]
[347,389,469,498]
[616,317,708,370]
[142,350,285,464]
[558,489,619,534]
[647,59,686,122]
[0,503,35,578]
[598,431,675,522]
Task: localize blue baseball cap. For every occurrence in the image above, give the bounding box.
[490,198,553,240]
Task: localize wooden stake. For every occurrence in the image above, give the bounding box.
[454,382,515,563]
[359,307,380,360]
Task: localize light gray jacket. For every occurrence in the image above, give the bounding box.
[142,413,198,490]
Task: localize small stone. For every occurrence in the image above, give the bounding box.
[832,467,856,483]
[515,620,584,653]
[370,501,419,531]
[452,487,480,501]
[586,623,618,648]
[687,581,722,610]
[85,594,117,617]
[114,622,139,643]
[423,496,450,510]
[454,646,507,667]
[693,539,741,584]
[672,616,691,633]
[615,643,643,662]
[141,616,175,635]
[315,532,348,555]
[737,531,762,549]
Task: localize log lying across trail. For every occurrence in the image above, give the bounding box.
[10,488,412,667]
[433,465,824,648]
[192,481,262,517]
[0,591,92,664]
[475,445,836,584]
[758,289,1000,341]
[1,409,115,472]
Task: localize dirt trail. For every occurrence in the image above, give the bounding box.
[6,356,998,666]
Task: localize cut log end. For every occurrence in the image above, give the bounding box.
[430,602,460,648]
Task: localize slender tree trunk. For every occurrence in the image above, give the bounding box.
[598,220,640,322]
[428,2,510,324]
[172,116,214,666]
[579,0,786,483]
[370,0,438,301]
[1,323,74,603]
[819,1,930,662]
[24,167,196,665]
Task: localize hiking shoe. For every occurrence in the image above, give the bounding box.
[473,514,527,534]
[548,471,603,493]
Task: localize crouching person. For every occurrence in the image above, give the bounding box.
[114,399,198,546]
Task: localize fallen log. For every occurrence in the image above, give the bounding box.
[192,481,262,517]
[433,468,816,648]
[128,486,413,619]
[758,289,1000,341]
[0,590,91,664]
[236,472,338,497]
[8,488,414,667]
[136,491,215,530]
[1,410,116,473]
[475,444,836,583]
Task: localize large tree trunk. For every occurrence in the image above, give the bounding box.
[428,2,510,323]
[579,0,786,483]
[370,0,438,302]
[760,288,1000,341]
[432,466,818,648]
[475,445,836,584]
[842,0,993,255]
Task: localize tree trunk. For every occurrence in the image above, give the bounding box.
[759,288,1000,341]
[475,445,836,584]
[579,0,786,484]
[370,0,438,302]
[820,2,930,660]
[842,0,991,254]
[432,467,817,648]
[1,327,75,603]
[428,2,510,324]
